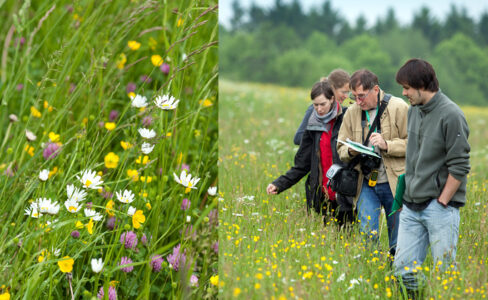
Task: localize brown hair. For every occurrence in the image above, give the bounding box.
[349,69,379,91]
[396,58,439,92]
[328,69,350,90]
[310,80,334,100]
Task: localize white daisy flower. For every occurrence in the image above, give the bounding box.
[24,206,42,218]
[130,94,148,108]
[39,169,49,181]
[138,128,156,139]
[91,258,104,273]
[65,199,82,213]
[34,198,60,215]
[84,208,103,221]
[207,186,217,196]
[154,94,179,110]
[67,184,88,202]
[173,170,200,190]
[116,189,135,204]
[77,170,103,189]
[127,206,136,216]
[141,142,155,154]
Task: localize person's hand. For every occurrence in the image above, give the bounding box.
[369,132,388,150]
[348,148,359,157]
[266,183,278,195]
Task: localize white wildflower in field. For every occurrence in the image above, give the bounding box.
[65,199,82,213]
[186,215,191,223]
[84,208,103,221]
[154,94,179,110]
[138,128,156,139]
[39,169,49,181]
[116,189,135,204]
[91,258,104,273]
[337,273,345,282]
[173,170,200,191]
[131,94,148,108]
[35,198,60,215]
[77,170,103,190]
[24,206,42,218]
[207,186,217,196]
[52,247,61,257]
[127,206,136,216]
[67,184,87,202]
[141,142,154,154]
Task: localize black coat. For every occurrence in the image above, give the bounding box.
[272,107,353,214]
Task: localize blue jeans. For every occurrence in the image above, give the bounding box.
[357,181,399,253]
[394,200,460,291]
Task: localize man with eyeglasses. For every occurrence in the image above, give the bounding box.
[337,69,409,259]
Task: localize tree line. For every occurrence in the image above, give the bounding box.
[220,0,488,105]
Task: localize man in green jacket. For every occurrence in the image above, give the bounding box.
[394,58,471,297]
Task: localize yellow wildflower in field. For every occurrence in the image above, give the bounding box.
[128,40,141,50]
[136,155,149,165]
[177,18,183,27]
[255,273,263,279]
[105,122,116,131]
[199,98,213,107]
[132,210,146,229]
[386,287,392,298]
[116,53,127,69]
[210,275,218,286]
[24,145,34,156]
[151,55,163,67]
[140,176,152,183]
[104,152,119,169]
[106,200,115,217]
[0,291,10,300]
[145,202,151,210]
[49,132,60,142]
[58,256,74,273]
[30,106,42,118]
[128,92,136,99]
[121,141,133,150]
[127,169,139,181]
[233,288,241,297]
[86,218,94,234]
[255,283,261,290]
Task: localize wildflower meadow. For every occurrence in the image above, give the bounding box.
[0,1,217,299]
[219,79,488,299]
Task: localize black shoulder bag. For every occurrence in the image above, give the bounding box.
[326,94,391,197]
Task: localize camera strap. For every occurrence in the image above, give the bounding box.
[361,93,391,144]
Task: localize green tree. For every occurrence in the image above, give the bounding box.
[412,6,442,46]
[230,0,245,31]
[478,12,488,45]
[443,5,476,40]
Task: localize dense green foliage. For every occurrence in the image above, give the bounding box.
[221,0,488,105]
[0,0,217,299]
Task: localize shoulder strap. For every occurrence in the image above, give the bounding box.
[363,94,391,144]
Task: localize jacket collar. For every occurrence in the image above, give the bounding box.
[419,90,442,114]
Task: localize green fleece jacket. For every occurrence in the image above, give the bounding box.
[404,91,470,207]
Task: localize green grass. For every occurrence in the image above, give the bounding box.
[0,1,217,299]
[219,79,488,299]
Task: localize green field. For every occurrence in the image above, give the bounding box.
[0,1,217,299]
[219,79,488,299]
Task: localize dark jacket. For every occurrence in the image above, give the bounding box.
[272,106,353,214]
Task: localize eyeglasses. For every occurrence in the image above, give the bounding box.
[349,89,372,101]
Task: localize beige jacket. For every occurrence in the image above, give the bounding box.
[337,90,409,207]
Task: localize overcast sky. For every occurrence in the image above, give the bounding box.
[220,0,488,28]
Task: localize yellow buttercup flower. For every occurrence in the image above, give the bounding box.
[116,53,127,69]
[48,166,58,178]
[127,169,139,181]
[177,18,183,27]
[106,200,115,217]
[105,122,116,131]
[132,210,146,229]
[209,275,218,286]
[31,106,42,118]
[233,288,241,297]
[24,145,35,156]
[140,176,152,183]
[58,256,74,273]
[128,92,136,99]
[86,218,94,235]
[199,98,213,107]
[151,55,163,67]
[75,221,84,229]
[0,291,10,300]
[104,152,119,169]
[128,40,141,50]
[120,141,133,150]
[145,202,151,210]
[135,155,149,165]
[48,132,60,142]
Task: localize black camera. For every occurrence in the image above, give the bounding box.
[359,153,381,176]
